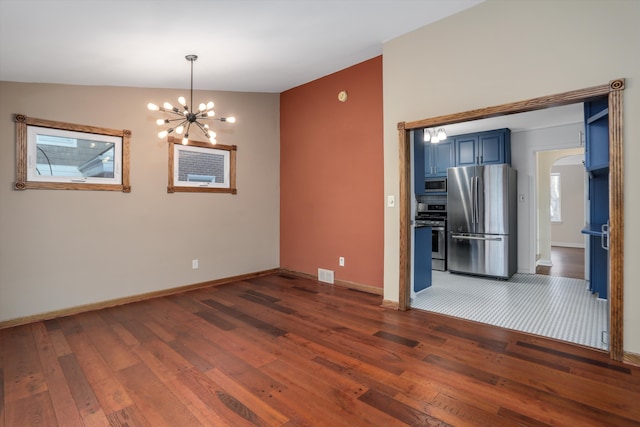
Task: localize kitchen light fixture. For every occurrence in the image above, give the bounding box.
[423,128,447,144]
[147,55,236,145]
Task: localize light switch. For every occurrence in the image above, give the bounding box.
[387,195,395,208]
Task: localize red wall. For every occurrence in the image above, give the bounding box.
[280,56,383,289]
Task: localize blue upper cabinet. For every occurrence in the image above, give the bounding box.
[584,98,609,173]
[454,128,511,166]
[414,130,427,195]
[425,139,454,177]
[454,135,478,167]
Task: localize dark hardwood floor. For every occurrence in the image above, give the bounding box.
[2,273,639,426]
[536,246,585,280]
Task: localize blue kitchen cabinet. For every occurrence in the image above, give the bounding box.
[453,128,511,166]
[584,98,609,173]
[425,139,454,177]
[414,226,432,292]
[581,97,609,299]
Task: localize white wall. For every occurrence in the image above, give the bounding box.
[383,0,640,354]
[0,82,280,322]
[551,164,586,248]
[512,124,584,272]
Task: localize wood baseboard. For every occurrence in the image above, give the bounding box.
[0,268,279,330]
[381,299,400,310]
[624,351,640,367]
[278,269,383,296]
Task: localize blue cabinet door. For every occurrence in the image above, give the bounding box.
[433,140,454,176]
[589,235,608,299]
[478,132,505,164]
[414,226,432,292]
[455,135,478,166]
[414,130,426,195]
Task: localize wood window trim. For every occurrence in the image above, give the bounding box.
[14,114,131,192]
[167,136,237,194]
[397,78,625,362]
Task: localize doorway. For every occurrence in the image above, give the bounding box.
[397,79,625,361]
[536,149,587,279]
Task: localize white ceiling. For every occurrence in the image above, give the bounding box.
[0,0,483,93]
[0,0,582,133]
[442,103,584,136]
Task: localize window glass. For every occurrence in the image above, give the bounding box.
[550,172,562,222]
[175,145,229,187]
[27,126,121,183]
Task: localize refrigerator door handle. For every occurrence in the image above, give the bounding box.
[470,176,475,224]
[451,234,503,242]
[474,176,480,225]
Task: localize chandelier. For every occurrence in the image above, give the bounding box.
[423,128,447,144]
[147,55,235,145]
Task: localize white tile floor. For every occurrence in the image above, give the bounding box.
[411,271,608,350]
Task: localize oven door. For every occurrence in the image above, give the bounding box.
[431,226,446,271]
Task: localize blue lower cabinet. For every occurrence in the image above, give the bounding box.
[414,226,432,292]
[589,236,608,299]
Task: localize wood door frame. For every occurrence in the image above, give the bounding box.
[398,79,625,361]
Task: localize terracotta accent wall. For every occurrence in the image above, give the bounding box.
[280,57,383,289]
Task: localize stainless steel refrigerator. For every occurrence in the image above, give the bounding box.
[447,164,517,279]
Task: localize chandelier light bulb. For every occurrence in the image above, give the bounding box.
[163,102,174,110]
[182,137,189,145]
[198,103,206,112]
[158,130,168,138]
[148,103,159,111]
[207,101,214,109]
[175,125,184,135]
[178,96,186,106]
[437,128,447,140]
[156,119,167,125]
[208,130,217,139]
[226,117,236,123]
[207,110,215,117]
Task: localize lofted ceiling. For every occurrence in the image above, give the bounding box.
[0,0,483,93]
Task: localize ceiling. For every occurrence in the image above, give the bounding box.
[442,103,584,136]
[0,0,483,93]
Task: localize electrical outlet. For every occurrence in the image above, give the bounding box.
[339,257,345,267]
[192,259,199,269]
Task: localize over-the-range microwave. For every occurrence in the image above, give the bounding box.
[425,177,447,193]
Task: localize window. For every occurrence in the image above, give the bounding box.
[550,172,561,222]
[14,114,131,192]
[167,136,237,194]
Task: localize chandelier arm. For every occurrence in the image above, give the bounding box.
[184,122,192,138]
[194,121,210,139]
[162,117,190,124]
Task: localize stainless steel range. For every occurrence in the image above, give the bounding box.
[415,196,447,271]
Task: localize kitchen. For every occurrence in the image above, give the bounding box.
[410,102,610,350]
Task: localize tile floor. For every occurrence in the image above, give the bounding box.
[411,271,608,350]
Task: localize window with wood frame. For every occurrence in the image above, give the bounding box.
[14,114,131,192]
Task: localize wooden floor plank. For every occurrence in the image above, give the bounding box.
[4,391,58,427]
[117,363,201,427]
[2,325,47,403]
[2,273,640,426]
[31,323,84,427]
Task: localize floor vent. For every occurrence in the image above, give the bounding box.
[317,268,334,284]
